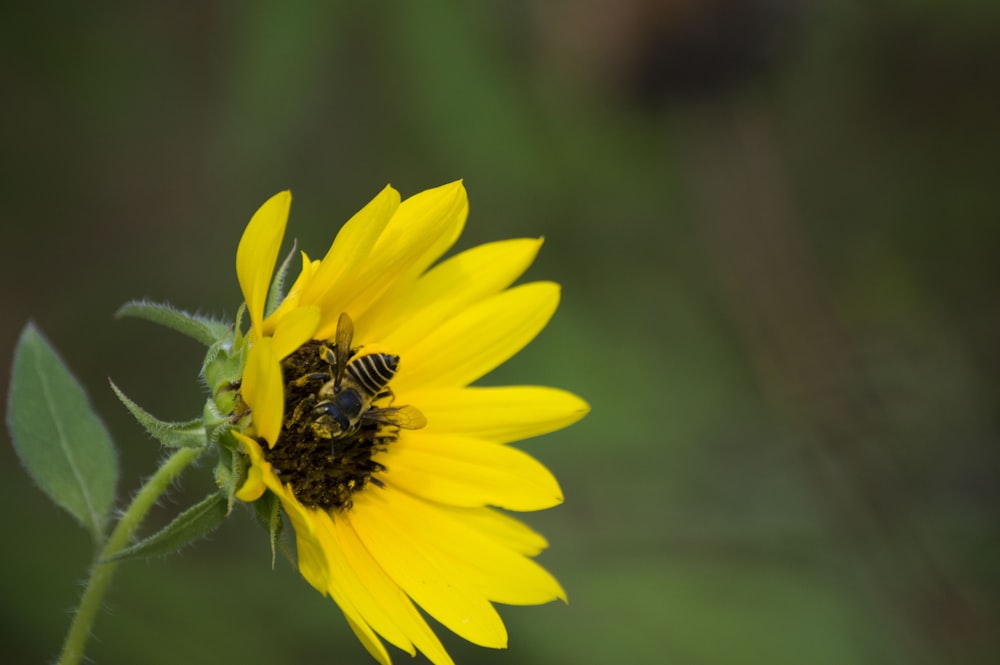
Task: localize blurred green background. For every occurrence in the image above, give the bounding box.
[2,1,998,664]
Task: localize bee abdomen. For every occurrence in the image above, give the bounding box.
[346,353,399,394]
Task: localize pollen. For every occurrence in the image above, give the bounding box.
[230,183,587,665]
[260,341,390,511]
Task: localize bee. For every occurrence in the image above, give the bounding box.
[291,312,426,446]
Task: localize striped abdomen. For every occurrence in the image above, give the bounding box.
[345,352,399,397]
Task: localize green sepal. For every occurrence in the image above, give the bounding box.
[214,439,247,512]
[102,492,228,563]
[110,381,207,449]
[265,240,298,317]
[116,299,230,347]
[252,491,289,569]
[202,398,235,449]
[203,344,245,415]
[233,303,248,348]
[6,323,118,542]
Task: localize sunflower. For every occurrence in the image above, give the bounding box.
[228,181,589,665]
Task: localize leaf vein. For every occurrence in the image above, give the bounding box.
[34,348,101,537]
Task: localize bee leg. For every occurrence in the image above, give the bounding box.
[310,415,336,440]
[291,372,328,389]
[367,461,387,488]
[375,386,395,405]
[318,345,337,366]
[290,394,317,429]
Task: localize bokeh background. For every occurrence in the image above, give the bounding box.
[2,2,998,664]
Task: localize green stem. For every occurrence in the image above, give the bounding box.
[56,446,202,665]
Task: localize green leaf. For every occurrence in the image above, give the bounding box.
[109,380,207,448]
[6,323,118,541]
[116,300,230,346]
[103,492,228,563]
[265,240,298,317]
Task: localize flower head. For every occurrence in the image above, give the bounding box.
[227,181,588,665]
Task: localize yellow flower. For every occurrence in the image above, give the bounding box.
[229,181,588,665]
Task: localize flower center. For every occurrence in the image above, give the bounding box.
[259,332,425,511]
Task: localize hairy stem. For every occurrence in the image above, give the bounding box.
[56,446,202,665]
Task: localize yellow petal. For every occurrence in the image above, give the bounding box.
[310,510,415,655]
[370,485,565,606]
[316,181,468,339]
[240,338,284,446]
[333,517,456,665]
[238,433,392,659]
[263,251,320,335]
[234,462,266,502]
[364,238,543,348]
[313,508,460,665]
[299,185,400,310]
[381,431,562,510]
[405,385,589,444]
[304,535,392,665]
[392,281,560,392]
[312,517,401,665]
[343,613,392,665]
[233,432,330,592]
[443,506,550,556]
[347,488,508,648]
[271,305,320,360]
[236,191,291,338]
[288,505,330,596]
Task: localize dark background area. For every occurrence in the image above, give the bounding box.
[2,1,998,664]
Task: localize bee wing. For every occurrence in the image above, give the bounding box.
[333,312,354,386]
[365,405,428,430]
